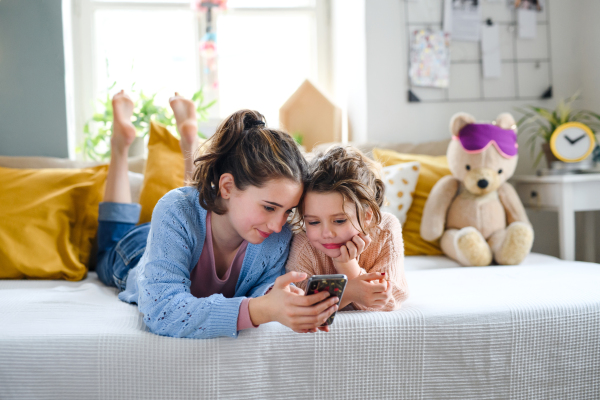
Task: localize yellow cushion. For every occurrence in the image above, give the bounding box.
[372,149,451,256]
[138,121,186,224]
[0,164,108,280]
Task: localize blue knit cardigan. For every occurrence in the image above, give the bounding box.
[119,186,292,339]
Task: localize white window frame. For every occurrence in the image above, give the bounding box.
[70,0,331,152]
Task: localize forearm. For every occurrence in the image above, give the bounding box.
[247,295,272,326]
[333,259,362,279]
[140,291,241,339]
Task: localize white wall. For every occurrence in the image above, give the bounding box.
[331,0,368,143]
[571,0,600,263]
[580,0,600,113]
[363,0,585,176]
[359,0,600,262]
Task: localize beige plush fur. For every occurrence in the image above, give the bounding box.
[420,112,534,266]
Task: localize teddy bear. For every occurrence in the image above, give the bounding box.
[420,112,534,266]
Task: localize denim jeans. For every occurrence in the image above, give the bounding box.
[96,202,150,291]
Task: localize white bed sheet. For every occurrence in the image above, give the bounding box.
[1,253,598,400]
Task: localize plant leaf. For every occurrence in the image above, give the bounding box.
[533,149,544,169]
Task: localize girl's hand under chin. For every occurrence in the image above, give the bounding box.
[332,233,371,278]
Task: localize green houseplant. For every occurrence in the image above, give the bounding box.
[80,85,216,161]
[516,93,600,168]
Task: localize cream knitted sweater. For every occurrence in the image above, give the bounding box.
[286,212,408,311]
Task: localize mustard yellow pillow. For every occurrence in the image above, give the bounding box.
[138,121,186,224]
[0,164,108,280]
[372,149,451,256]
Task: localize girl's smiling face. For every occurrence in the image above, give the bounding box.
[303,191,370,258]
[222,176,303,245]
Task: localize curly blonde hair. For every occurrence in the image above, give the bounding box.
[293,146,385,235]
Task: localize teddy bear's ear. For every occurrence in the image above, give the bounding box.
[449,112,476,136]
[495,113,517,131]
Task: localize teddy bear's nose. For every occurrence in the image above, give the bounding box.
[477,179,489,189]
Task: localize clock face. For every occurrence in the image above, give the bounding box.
[550,123,595,163]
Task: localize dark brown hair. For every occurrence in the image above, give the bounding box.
[297,146,385,234]
[191,109,307,215]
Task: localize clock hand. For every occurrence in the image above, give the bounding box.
[564,135,575,145]
[570,134,587,145]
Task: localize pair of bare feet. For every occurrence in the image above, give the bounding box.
[111,90,199,157]
[105,90,200,204]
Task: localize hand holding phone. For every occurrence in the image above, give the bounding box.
[249,271,340,333]
[305,274,348,326]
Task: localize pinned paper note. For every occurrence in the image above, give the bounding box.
[518,8,537,38]
[443,0,453,33]
[451,0,482,42]
[481,23,501,78]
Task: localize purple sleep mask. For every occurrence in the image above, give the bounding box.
[453,123,518,158]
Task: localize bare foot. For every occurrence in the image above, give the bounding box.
[169,92,199,154]
[111,90,136,153]
[105,90,135,204]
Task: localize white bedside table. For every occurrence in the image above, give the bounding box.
[512,174,600,261]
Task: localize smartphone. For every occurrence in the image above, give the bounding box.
[305,274,347,326]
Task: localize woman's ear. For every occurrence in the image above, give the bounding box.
[218,173,235,199]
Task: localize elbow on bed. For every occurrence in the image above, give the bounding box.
[141,310,214,339]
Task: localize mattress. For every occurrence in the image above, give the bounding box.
[1,253,598,400]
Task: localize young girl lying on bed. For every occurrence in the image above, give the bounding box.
[286,146,409,311]
[95,91,339,339]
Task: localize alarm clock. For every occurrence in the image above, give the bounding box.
[549,122,596,163]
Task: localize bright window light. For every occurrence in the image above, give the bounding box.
[94,9,198,102]
[94,0,189,3]
[75,0,326,145]
[217,11,316,126]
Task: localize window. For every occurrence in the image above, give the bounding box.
[71,0,330,150]
[93,8,198,103]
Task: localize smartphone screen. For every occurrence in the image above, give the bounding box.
[305,274,347,326]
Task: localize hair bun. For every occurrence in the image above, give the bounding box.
[244,118,265,130]
[191,108,306,216]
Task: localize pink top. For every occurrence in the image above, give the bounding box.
[285,212,408,311]
[189,212,257,330]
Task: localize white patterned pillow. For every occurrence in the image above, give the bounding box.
[380,161,420,224]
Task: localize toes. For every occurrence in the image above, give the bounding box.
[113,90,131,102]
